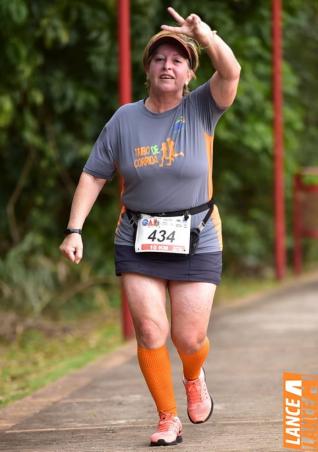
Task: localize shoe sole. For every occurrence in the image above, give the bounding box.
[188,393,214,424]
[150,435,183,447]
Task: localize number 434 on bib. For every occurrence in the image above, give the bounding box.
[135,214,191,254]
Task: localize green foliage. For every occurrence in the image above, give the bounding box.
[0,234,57,314]
[0,0,317,313]
[0,232,117,315]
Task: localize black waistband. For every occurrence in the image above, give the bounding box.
[126,199,214,219]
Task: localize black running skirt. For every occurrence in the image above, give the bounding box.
[115,245,222,285]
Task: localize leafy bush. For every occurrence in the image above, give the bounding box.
[0,233,116,315]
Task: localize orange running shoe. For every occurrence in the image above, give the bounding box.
[150,412,183,447]
[183,368,213,424]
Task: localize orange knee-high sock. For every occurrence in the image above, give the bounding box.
[137,345,177,416]
[177,337,210,381]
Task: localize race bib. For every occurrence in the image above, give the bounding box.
[135,214,191,254]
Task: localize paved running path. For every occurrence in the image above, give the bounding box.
[0,273,317,451]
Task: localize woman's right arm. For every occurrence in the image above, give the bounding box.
[59,172,107,264]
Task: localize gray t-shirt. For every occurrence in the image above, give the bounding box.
[84,81,225,253]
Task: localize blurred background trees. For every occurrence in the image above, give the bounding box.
[0,0,318,315]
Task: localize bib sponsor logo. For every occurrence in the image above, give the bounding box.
[147,218,159,227]
[141,218,160,227]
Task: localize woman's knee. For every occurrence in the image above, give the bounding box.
[135,318,169,348]
[172,331,207,354]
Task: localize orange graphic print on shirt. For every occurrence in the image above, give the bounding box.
[134,138,184,169]
[160,138,184,167]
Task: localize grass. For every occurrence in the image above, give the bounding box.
[0,314,123,408]
[214,273,278,305]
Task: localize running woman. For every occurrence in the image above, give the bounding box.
[60,6,240,447]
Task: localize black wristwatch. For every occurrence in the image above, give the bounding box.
[64,228,82,235]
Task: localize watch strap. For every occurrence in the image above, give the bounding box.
[64,228,82,235]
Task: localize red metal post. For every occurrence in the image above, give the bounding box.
[118,0,132,104]
[118,0,134,339]
[272,0,286,279]
[293,174,302,274]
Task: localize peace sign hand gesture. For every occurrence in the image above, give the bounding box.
[161,7,214,48]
